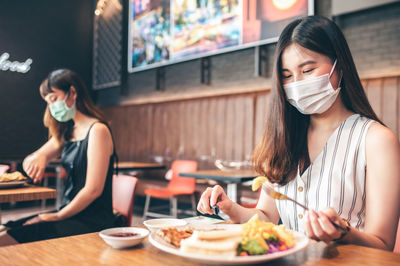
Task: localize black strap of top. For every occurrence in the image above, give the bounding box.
[86,121,119,175]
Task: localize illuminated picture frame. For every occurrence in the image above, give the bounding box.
[128,0,314,73]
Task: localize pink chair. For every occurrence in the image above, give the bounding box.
[0,164,10,175]
[113,174,138,227]
[143,160,198,218]
[394,219,400,253]
[240,188,262,208]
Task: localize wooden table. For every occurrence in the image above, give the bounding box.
[115,162,166,172]
[49,161,166,172]
[0,232,398,265]
[179,170,257,202]
[0,185,57,223]
[0,185,56,204]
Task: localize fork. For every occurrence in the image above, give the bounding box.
[262,183,348,232]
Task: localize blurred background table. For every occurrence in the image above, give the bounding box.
[0,186,56,203]
[115,162,166,172]
[0,185,56,223]
[179,170,257,202]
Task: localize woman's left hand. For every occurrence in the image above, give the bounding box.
[304,207,348,243]
[23,213,61,226]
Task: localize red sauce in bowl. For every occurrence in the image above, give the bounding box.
[109,232,138,237]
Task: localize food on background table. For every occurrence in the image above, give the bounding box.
[252,176,268,191]
[157,227,193,248]
[239,214,295,256]
[0,171,27,182]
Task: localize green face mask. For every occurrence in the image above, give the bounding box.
[49,94,76,122]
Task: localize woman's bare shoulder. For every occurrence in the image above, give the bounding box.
[366,122,400,155]
[88,122,111,140]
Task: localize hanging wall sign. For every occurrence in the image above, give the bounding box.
[0,52,33,73]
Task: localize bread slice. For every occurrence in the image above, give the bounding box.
[180,228,242,257]
[180,236,241,256]
[194,228,242,240]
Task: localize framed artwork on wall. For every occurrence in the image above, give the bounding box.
[128,0,313,73]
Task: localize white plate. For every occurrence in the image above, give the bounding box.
[143,218,187,232]
[148,224,309,265]
[0,181,27,189]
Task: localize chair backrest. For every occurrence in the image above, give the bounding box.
[240,188,262,208]
[394,219,400,253]
[167,160,198,194]
[112,174,138,227]
[0,164,10,175]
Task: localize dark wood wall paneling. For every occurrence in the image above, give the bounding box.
[103,76,400,162]
[363,77,400,133]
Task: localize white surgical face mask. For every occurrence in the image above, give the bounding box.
[283,60,340,115]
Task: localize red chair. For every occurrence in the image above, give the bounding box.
[143,160,198,219]
[113,174,138,227]
[0,164,10,175]
[240,188,262,208]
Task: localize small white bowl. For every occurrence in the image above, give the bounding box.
[143,218,187,232]
[99,227,149,249]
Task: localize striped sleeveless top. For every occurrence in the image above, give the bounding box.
[274,114,374,233]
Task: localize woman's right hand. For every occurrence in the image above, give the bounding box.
[22,153,47,183]
[197,185,233,215]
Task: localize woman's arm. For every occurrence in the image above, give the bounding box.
[197,184,280,224]
[231,187,281,224]
[304,122,400,250]
[46,123,114,221]
[23,137,62,183]
[347,122,400,250]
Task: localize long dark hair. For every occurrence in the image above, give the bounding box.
[253,16,382,185]
[40,69,108,143]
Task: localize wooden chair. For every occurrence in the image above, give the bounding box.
[143,160,198,219]
[113,174,138,227]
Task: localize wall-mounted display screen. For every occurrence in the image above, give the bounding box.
[128,0,313,73]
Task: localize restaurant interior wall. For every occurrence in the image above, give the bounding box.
[96,0,400,106]
[337,2,400,79]
[0,0,95,160]
[97,1,400,162]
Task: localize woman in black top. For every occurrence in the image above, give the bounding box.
[0,69,116,245]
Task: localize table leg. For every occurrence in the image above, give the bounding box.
[41,177,49,209]
[226,183,238,203]
[55,166,65,209]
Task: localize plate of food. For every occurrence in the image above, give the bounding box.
[0,171,29,188]
[149,215,309,265]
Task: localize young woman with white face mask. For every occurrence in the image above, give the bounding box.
[0,69,118,246]
[197,16,400,251]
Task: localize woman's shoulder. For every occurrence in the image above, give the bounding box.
[88,121,112,140]
[366,121,400,153]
